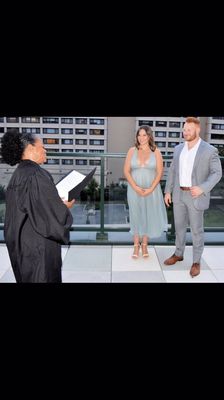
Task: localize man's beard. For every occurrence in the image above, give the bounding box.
[185,132,197,142]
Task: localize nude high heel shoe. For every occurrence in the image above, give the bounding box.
[132,244,140,259]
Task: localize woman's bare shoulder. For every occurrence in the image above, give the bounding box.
[127,146,136,155]
[155,147,162,156]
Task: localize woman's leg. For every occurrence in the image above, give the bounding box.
[141,235,149,257]
[132,234,141,258]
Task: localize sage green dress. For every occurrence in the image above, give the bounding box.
[127,149,168,238]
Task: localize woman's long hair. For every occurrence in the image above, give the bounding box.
[135,125,156,152]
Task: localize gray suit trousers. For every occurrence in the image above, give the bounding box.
[174,190,204,263]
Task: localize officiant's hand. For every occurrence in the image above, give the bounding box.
[62,199,75,209]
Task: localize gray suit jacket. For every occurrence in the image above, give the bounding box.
[165,140,222,210]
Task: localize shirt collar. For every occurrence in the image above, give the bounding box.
[184,137,201,150]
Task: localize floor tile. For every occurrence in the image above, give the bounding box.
[61,246,69,262]
[62,246,112,271]
[112,246,161,272]
[202,247,224,269]
[112,271,165,283]
[62,270,111,283]
[210,269,224,282]
[163,270,218,283]
[0,244,12,271]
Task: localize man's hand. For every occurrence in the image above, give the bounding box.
[164,193,172,207]
[190,186,204,198]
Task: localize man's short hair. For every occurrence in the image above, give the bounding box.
[185,117,200,126]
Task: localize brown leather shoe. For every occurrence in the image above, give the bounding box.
[164,253,184,265]
[190,263,200,277]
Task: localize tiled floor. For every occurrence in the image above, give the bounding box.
[0,243,224,283]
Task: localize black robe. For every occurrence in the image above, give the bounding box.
[4,160,73,283]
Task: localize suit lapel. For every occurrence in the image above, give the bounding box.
[192,140,205,172]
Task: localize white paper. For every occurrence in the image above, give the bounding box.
[56,170,85,201]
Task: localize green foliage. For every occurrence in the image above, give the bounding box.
[79,178,100,202]
[109,185,127,201]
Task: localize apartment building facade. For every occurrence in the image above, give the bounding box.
[0,116,223,188]
[0,116,108,187]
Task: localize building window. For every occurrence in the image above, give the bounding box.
[168,132,180,138]
[156,142,166,148]
[42,117,59,124]
[168,142,179,147]
[89,118,104,125]
[7,127,19,133]
[156,121,167,127]
[75,118,87,124]
[6,117,19,123]
[0,117,4,123]
[76,159,87,165]
[61,128,73,134]
[75,149,87,152]
[139,120,153,126]
[169,121,181,128]
[211,124,224,130]
[43,138,59,145]
[45,159,60,165]
[90,160,101,165]
[211,134,224,140]
[61,118,73,124]
[75,129,87,135]
[89,149,104,153]
[43,128,59,134]
[155,131,166,138]
[75,139,87,145]
[21,117,40,123]
[62,139,73,145]
[0,127,4,133]
[89,139,104,146]
[46,148,59,153]
[22,128,40,134]
[62,159,74,165]
[89,129,104,135]
[62,149,73,153]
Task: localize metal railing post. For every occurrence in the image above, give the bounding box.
[166,203,176,241]
[96,156,108,240]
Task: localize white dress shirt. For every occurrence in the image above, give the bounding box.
[179,138,201,187]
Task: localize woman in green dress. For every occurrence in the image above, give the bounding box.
[124,125,167,258]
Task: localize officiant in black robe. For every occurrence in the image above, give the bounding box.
[1,130,75,283]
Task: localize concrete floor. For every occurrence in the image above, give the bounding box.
[1,244,224,283]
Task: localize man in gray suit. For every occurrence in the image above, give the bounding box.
[164,117,222,277]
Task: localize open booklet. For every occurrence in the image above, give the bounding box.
[56,167,96,201]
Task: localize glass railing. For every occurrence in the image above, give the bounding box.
[0,153,224,244]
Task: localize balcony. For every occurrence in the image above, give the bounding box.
[0,153,223,282]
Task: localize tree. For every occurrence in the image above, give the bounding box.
[86,178,100,201]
